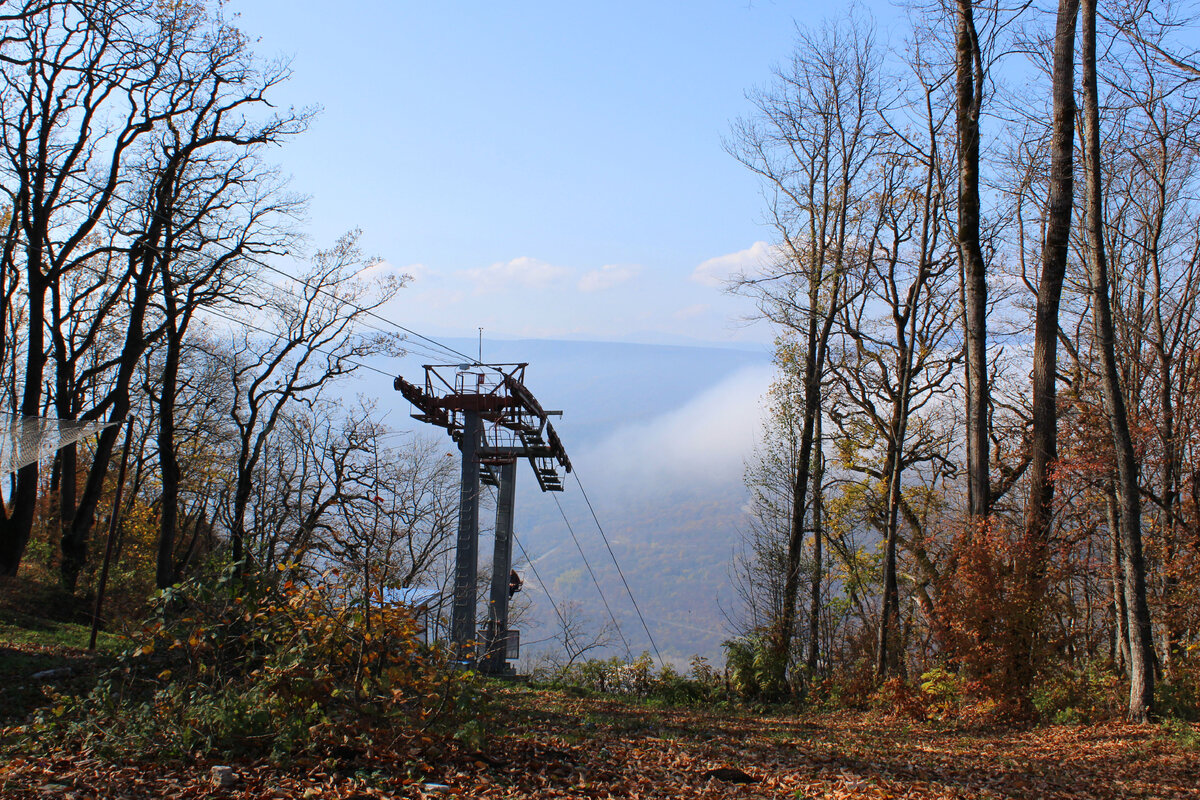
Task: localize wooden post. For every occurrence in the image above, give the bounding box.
[89,416,135,651]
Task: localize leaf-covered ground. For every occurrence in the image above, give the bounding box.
[3,683,1199,799]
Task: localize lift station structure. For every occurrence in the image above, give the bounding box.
[394,363,570,674]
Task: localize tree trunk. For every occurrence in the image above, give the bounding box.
[956,0,990,523]
[156,333,182,589]
[60,241,156,591]
[1106,486,1130,673]
[875,435,903,678]
[1022,0,1079,689]
[1080,0,1154,721]
[806,412,823,677]
[775,326,821,690]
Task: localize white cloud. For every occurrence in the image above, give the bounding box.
[463,256,571,295]
[578,264,639,293]
[580,364,774,495]
[672,303,711,321]
[396,262,434,283]
[691,241,777,287]
[355,258,425,285]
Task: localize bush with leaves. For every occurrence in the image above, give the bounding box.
[535,652,722,707]
[723,632,789,701]
[22,566,469,761]
[1031,663,1130,724]
[1156,677,1200,722]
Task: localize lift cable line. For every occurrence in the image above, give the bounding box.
[495,498,570,635]
[214,264,476,367]
[59,173,485,369]
[64,257,445,380]
[253,261,484,366]
[395,362,572,674]
[202,306,398,380]
[206,268,490,370]
[550,492,634,658]
[480,481,573,637]
[571,469,664,665]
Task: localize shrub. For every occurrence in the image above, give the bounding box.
[1031,663,1124,724]
[919,667,964,714]
[810,661,876,711]
[19,566,469,761]
[870,677,929,720]
[1156,678,1200,722]
[723,633,788,701]
[538,652,722,707]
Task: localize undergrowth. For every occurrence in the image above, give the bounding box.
[7,565,473,762]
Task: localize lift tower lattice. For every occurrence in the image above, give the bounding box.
[394,363,570,675]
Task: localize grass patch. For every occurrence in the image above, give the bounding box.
[0,608,123,652]
[0,605,124,724]
[1160,718,1200,752]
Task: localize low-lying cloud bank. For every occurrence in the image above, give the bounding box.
[577,363,774,498]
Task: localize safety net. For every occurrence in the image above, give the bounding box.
[0,413,122,475]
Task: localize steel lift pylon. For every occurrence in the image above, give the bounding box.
[394,363,570,675]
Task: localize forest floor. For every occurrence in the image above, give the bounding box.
[2,648,1199,800]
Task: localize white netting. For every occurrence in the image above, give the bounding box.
[0,413,122,475]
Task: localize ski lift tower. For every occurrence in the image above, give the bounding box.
[394,363,570,675]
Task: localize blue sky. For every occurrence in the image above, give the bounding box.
[226,0,906,347]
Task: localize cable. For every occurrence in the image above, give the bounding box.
[254,261,491,368]
[201,306,397,379]
[61,237,460,379]
[571,469,665,665]
[59,172,491,371]
[551,492,633,657]
[64,257,410,383]
[510,530,570,634]
[209,262,471,367]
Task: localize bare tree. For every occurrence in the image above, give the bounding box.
[735,363,806,645]
[0,0,185,575]
[544,599,615,672]
[829,100,959,677]
[1020,0,1079,691]
[727,12,883,690]
[217,230,403,572]
[955,0,993,524]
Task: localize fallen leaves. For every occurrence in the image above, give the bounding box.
[2,687,1200,798]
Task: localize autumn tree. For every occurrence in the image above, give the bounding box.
[727,13,884,689]
[955,0,993,525]
[828,96,959,678]
[1077,0,1155,721]
[1018,0,1078,693]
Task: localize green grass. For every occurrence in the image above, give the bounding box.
[0,607,124,724]
[0,607,123,651]
[1160,718,1200,752]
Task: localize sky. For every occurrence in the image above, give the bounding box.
[214,1,915,657]
[224,0,908,348]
